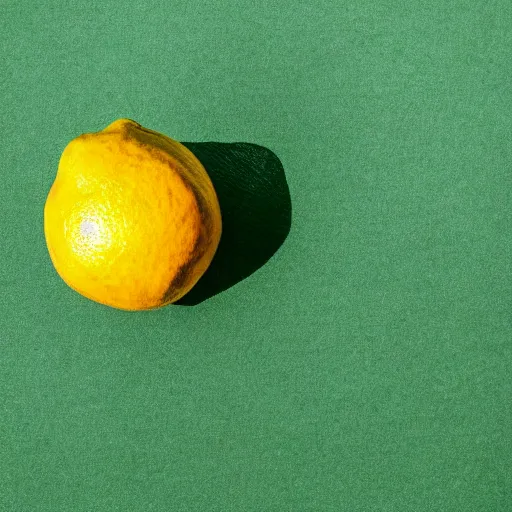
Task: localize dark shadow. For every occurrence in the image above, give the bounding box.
[175,142,291,306]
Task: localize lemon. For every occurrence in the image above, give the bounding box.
[44,119,222,310]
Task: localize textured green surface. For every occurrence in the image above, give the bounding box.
[1,1,511,510]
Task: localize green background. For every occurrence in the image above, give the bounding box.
[1,1,511,510]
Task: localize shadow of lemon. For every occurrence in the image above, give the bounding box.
[175,142,291,306]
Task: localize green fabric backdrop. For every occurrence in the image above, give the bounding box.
[1,1,510,510]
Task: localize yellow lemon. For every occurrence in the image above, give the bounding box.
[44,119,222,310]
